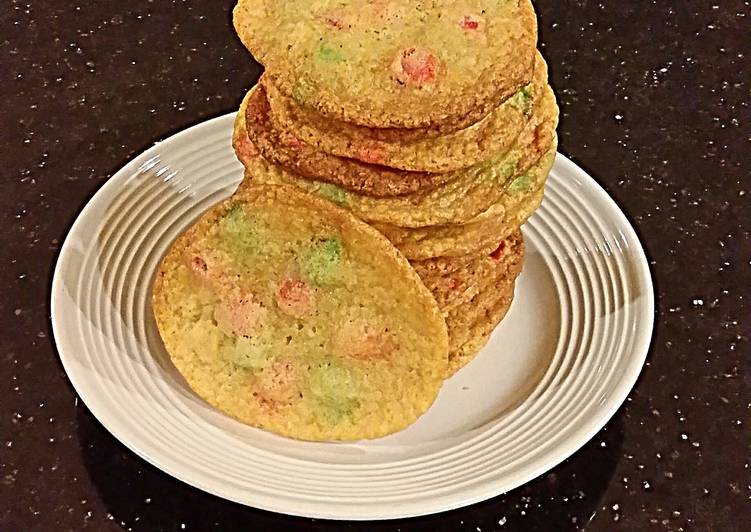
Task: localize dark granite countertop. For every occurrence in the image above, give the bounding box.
[1,1,748,530]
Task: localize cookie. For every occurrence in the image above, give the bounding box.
[448,280,518,376]
[233,0,538,128]
[152,184,449,441]
[414,231,524,315]
[232,90,261,162]
[242,83,453,197]
[238,83,559,227]
[445,235,523,375]
[373,142,555,259]
[378,188,542,260]
[413,232,525,375]
[264,52,548,172]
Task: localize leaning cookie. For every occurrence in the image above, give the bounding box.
[152,184,448,441]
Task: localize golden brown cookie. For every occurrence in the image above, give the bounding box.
[237,84,559,227]
[233,0,538,129]
[152,184,449,441]
[373,142,555,259]
[263,52,548,172]
[413,232,525,375]
[243,83,452,197]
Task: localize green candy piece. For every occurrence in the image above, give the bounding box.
[499,160,518,180]
[291,78,314,104]
[316,183,348,205]
[224,202,244,223]
[509,173,533,193]
[471,153,518,184]
[510,86,533,115]
[298,237,344,284]
[229,335,273,371]
[318,45,344,63]
[307,360,360,423]
[219,202,257,252]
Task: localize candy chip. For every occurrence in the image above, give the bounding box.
[275,278,315,317]
[391,47,439,85]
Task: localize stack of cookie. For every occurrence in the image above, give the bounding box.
[231,0,558,376]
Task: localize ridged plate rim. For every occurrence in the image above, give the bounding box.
[51,113,654,520]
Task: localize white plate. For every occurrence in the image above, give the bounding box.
[51,114,654,520]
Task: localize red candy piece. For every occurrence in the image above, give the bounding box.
[284,134,307,150]
[460,16,479,29]
[460,15,484,30]
[449,277,462,291]
[325,16,344,29]
[186,252,222,284]
[357,145,387,165]
[276,278,315,318]
[489,240,506,262]
[315,10,346,30]
[235,134,259,159]
[190,255,209,276]
[392,47,439,85]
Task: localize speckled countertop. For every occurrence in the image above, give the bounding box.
[1,1,748,530]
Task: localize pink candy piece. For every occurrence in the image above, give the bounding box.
[253,359,298,410]
[235,134,259,159]
[275,278,315,318]
[189,255,209,277]
[185,252,224,286]
[313,8,348,30]
[392,47,439,85]
[335,319,397,361]
[324,15,345,29]
[215,294,266,338]
[284,134,307,150]
[368,0,398,20]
